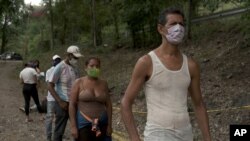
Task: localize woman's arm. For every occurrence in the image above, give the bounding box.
[69,78,81,139]
[105,81,112,136]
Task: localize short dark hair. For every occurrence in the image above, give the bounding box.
[85,57,101,66]
[158,7,184,26]
[27,61,34,68]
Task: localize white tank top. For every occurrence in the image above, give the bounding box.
[144,51,191,129]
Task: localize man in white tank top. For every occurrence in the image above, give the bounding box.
[121,7,211,141]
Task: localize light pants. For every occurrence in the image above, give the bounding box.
[45,101,56,141]
[53,101,69,141]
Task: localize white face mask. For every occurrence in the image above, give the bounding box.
[166,24,185,45]
[69,58,78,66]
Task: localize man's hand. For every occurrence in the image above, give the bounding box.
[59,100,69,111]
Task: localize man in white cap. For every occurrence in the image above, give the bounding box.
[45,54,61,141]
[48,46,83,141]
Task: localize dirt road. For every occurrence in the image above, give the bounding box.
[0,61,72,141]
[0,61,124,141]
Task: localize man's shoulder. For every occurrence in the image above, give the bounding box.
[57,61,65,66]
[47,66,54,72]
[186,56,198,67]
[186,56,200,76]
[137,53,152,67]
[46,67,55,76]
[54,61,66,70]
[132,53,152,77]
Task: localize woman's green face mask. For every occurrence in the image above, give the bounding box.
[86,68,100,78]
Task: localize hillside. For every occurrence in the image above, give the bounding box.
[103,18,250,140]
[0,16,250,141]
[37,17,250,140]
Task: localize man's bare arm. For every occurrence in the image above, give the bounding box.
[105,81,113,136]
[121,55,151,141]
[48,82,68,110]
[188,58,211,141]
[48,82,61,102]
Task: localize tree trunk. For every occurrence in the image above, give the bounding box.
[61,17,66,45]
[49,0,54,49]
[149,0,159,45]
[114,15,119,40]
[186,0,192,40]
[112,1,120,40]
[24,36,29,58]
[41,25,44,42]
[60,1,67,45]
[1,16,8,54]
[131,29,136,48]
[96,24,103,46]
[91,0,97,48]
[142,25,146,48]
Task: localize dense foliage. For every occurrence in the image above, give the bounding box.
[0,0,248,55]
[0,0,25,53]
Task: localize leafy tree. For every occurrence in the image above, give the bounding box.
[0,0,25,53]
[52,0,93,46]
[42,0,54,49]
[122,0,185,48]
[111,0,122,41]
[51,0,119,47]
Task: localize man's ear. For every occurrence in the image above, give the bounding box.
[157,24,165,35]
[68,53,73,58]
[65,53,71,61]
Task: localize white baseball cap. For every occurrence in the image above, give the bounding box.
[52,55,60,60]
[67,45,83,58]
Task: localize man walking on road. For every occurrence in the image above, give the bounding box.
[121,7,211,141]
[48,46,83,141]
